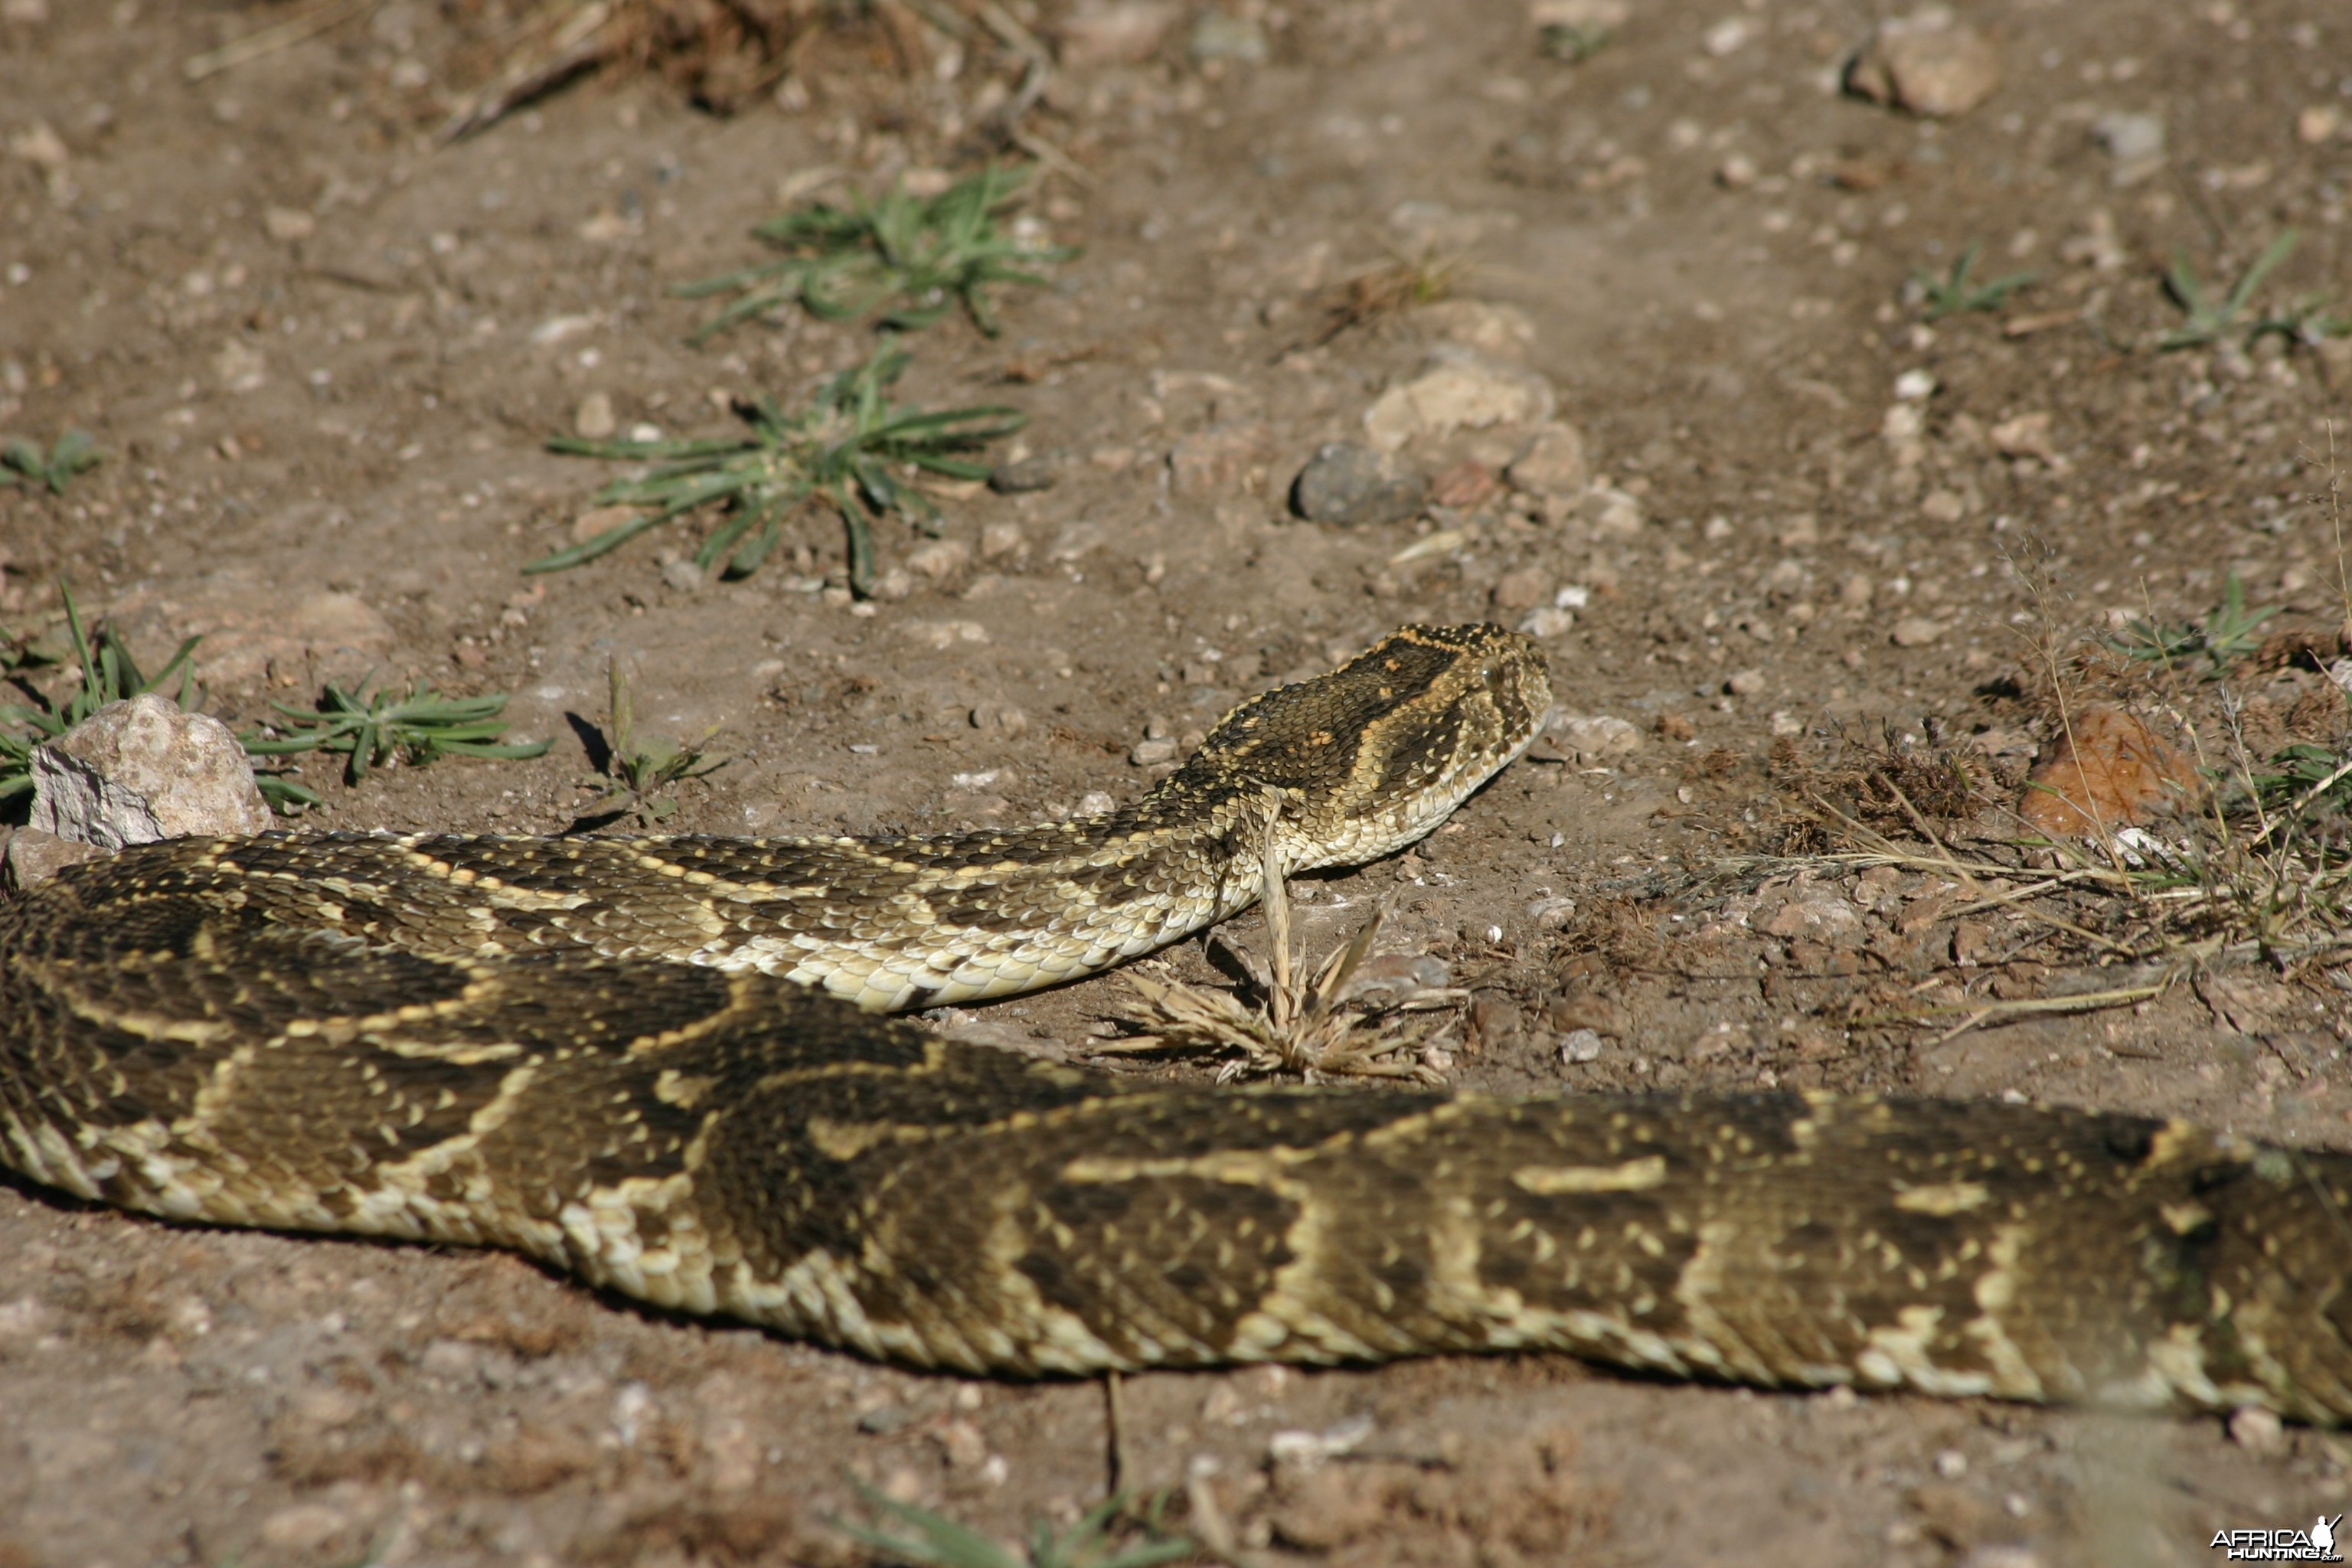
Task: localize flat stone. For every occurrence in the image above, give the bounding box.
[1361,346,1556,453]
[1890,616,1946,647]
[573,391,616,439]
[906,539,972,578]
[2,826,100,891]
[1506,422,1590,497]
[1054,0,1179,67]
[1291,443,1427,526]
[2017,707,2197,835]
[28,693,270,851]
[1845,14,2000,119]
[988,455,1059,494]
[1554,714,1641,763]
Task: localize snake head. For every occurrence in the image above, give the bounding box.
[1154,623,1553,871]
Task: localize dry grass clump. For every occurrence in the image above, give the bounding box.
[1108,812,1462,1083]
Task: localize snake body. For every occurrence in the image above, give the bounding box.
[2,623,2350,1421]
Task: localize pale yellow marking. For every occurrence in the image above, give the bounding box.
[805,1118,922,1163]
[1512,1155,1668,1196]
[653,1070,717,1110]
[1893,1181,1991,1216]
[2160,1200,2214,1234]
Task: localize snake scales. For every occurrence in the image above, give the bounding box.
[2,622,2350,1423]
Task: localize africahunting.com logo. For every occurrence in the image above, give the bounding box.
[2212,1517,2344,1563]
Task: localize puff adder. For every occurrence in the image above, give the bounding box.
[3,623,2350,1423]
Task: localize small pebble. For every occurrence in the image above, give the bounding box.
[2226,1404,2285,1454]
[1291,443,1427,526]
[573,391,616,439]
[1726,668,1767,697]
[1130,737,1178,767]
[1560,1028,1603,1064]
[2092,110,2165,185]
[1890,616,1945,647]
[659,557,704,593]
[1845,15,2001,119]
[989,454,1058,494]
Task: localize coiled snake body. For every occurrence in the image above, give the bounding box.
[2,624,2349,1422]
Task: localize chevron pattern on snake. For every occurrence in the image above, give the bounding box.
[2,622,2350,1423]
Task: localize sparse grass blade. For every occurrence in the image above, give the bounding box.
[2160,229,2301,350]
[837,1481,1197,1568]
[678,165,1076,344]
[1109,799,1459,1083]
[529,340,1024,596]
[1911,242,2037,321]
[574,657,727,826]
[0,583,204,805]
[242,678,549,786]
[2107,570,2277,677]
[0,429,102,495]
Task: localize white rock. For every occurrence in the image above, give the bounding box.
[573,391,616,439]
[28,694,270,851]
[1518,606,1576,639]
[1506,422,1590,497]
[1586,485,1645,537]
[906,539,972,579]
[1559,1028,1604,1063]
[1362,347,1557,453]
[1555,714,1641,763]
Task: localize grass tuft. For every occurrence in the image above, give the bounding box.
[1,430,101,495]
[1909,242,2037,321]
[577,657,727,826]
[2160,229,2301,350]
[1109,799,1462,1083]
[242,678,549,786]
[1303,253,1460,352]
[838,1483,1195,1568]
[677,165,1074,344]
[2106,570,2278,678]
[531,340,1024,596]
[2,584,201,808]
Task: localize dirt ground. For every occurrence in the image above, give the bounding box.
[5,0,2352,1563]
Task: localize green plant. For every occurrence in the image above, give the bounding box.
[1,430,101,494]
[1,583,201,808]
[1537,20,1613,61]
[2160,229,2301,350]
[2106,570,2278,676]
[242,678,550,786]
[530,340,1024,596]
[2249,741,2352,816]
[677,165,1075,343]
[579,658,727,825]
[1111,812,1460,1083]
[838,1485,1195,1568]
[1910,243,2037,321]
